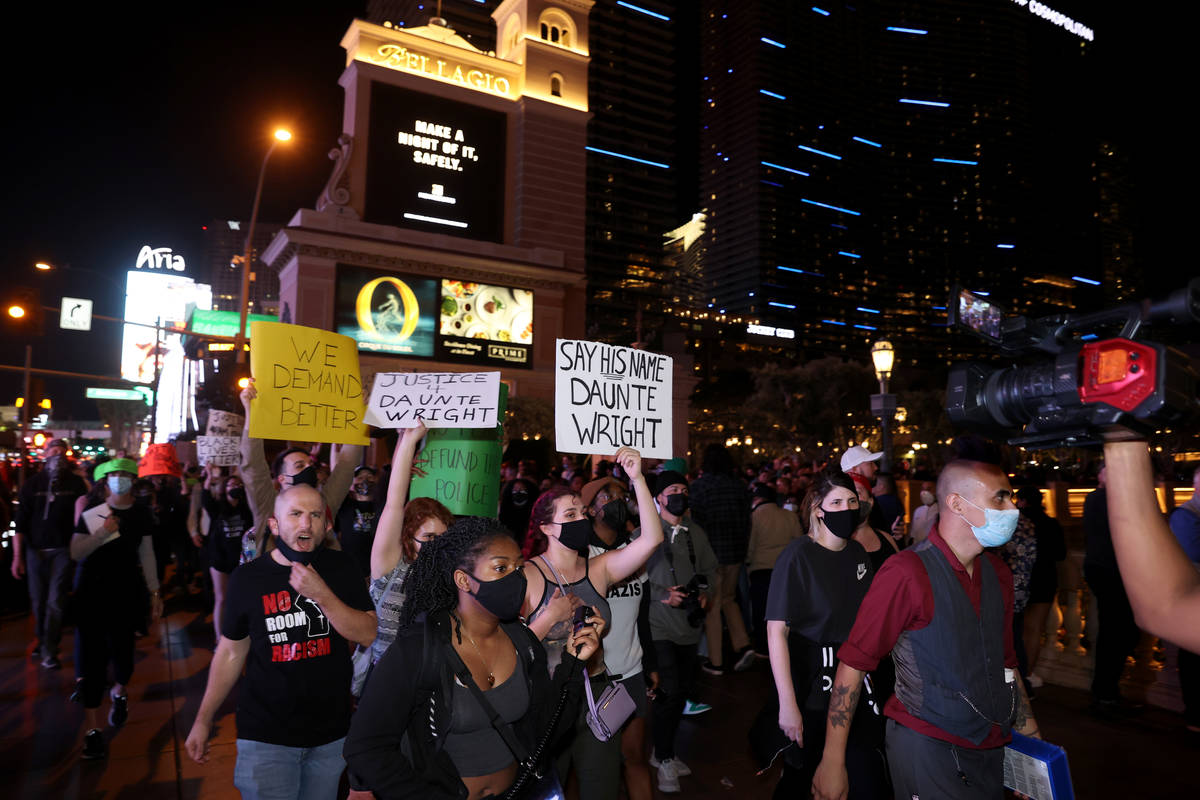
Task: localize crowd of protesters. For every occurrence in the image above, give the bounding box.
[6,401,1194,800]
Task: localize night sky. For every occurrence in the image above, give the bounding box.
[0,2,1184,422]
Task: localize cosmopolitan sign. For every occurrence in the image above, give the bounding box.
[1011,0,1094,41]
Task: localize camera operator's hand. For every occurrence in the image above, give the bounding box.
[662,586,688,607]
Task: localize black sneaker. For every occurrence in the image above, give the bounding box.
[700,659,729,676]
[109,693,129,727]
[732,647,757,672]
[81,729,106,760]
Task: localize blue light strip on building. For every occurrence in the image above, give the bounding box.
[932,306,947,310]
[899,98,950,108]
[762,161,810,176]
[760,89,787,100]
[852,136,883,147]
[823,319,847,326]
[801,198,862,216]
[778,266,824,277]
[838,251,862,259]
[797,144,842,160]
[761,37,786,48]
[973,290,990,296]
[1072,276,1101,286]
[760,180,784,187]
[769,301,797,309]
[996,243,1015,249]
[812,7,831,16]
[585,146,670,169]
[886,26,928,34]
[616,1,670,22]
[1081,334,1099,341]
[933,157,978,165]
[854,324,878,330]
[857,306,881,314]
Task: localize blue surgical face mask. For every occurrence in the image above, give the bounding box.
[108,475,133,496]
[955,496,1019,547]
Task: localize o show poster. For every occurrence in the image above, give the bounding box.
[334,265,438,357]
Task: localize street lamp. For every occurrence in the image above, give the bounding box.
[235,127,293,364]
[870,339,898,473]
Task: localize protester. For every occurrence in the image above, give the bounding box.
[12,438,87,668]
[343,516,603,799]
[237,379,361,553]
[582,475,655,800]
[1083,466,1142,715]
[499,464,539,550]
[1016,486,1066,688]
[687,444,755,677]
[337,465,381,580]
[870,472,904,536]
[522,448,663,800]
[766,471,888,798]
[746,483,802,657]
[847,466,899,573]
[643,470,718,793]
[909,481,938,545]
[840,446,886,531]
[366,423,454,673]
[185,485,377,799]
[812,460,1038,800]
[199,464,254,640]
[71,458,162,760]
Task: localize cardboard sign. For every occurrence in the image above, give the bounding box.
[365,371,501,428]
[139,443,183,477]
[554,339,673,459]
[196,435,240,467]
[410,384,507,517]
[206,410,244,437]
[248,321,369,445]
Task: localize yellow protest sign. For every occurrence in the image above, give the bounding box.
[249,321,369,445]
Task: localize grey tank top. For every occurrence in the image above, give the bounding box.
[527,555,612,674]
[443,632,530,777]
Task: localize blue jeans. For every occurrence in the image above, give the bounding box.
[234,737,345,800]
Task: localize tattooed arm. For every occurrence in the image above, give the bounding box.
[810,662,865,800]
[1014,674,1040,738]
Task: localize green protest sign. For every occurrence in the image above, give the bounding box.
[411,384,508,517]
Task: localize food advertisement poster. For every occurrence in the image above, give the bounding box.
[438,280,533,368]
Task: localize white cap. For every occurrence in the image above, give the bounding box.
[840,445,883,473]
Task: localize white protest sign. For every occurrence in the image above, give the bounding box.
[554,339,673,459]
[366,372,502,428]
[206,410,244,437]
[196,435,241,467]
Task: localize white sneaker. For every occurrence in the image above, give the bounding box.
[650,751,692,777]
[657,758,680,793]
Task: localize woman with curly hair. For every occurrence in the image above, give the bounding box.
[366,423,455,670]
[344,516,603,800]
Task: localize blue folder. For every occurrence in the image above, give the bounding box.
[1003,731,1074,800]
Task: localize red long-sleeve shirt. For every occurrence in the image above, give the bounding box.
[837,526,1018,749]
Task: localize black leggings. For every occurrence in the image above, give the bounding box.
[651,640,700,760]
[77,604,137,709]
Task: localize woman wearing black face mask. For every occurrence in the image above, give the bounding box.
[850,474,900,575]
[199,464,254,640]
[517,448,663,800]
[344,516,604,800]
[761,471,890,799]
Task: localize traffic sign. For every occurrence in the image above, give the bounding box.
[86,387,146,403]
[60,297,93,331]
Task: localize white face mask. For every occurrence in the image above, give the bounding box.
[920,490,936,506]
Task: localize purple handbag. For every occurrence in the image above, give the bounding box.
[584,674,636,742]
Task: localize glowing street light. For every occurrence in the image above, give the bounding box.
[7,304,26,319]
[34,262,52,271]
[869,339,898,472]
[236,127,293,364]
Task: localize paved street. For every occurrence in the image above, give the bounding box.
[1,585,1197,799]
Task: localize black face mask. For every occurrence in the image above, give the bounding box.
[556,518,593,556]
[274,536,317,565]
[468,568,527,621]
[820,508,859,540]
[665,494,689,517]
[590,501,631,550]
[291,465,319,488]
[228,487,246,502]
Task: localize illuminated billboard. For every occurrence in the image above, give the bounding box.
[439,280,533,367]
[335,266,533,368]
[334,265,439,357]
[364,82,507,242]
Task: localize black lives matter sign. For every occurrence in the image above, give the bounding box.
[365,82,506,243]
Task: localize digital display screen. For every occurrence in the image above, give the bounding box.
[439,280,533,367]
[956,290,1004,342]
[334,266,534,368]
[365,82,507,242]
[334,265,439,357]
